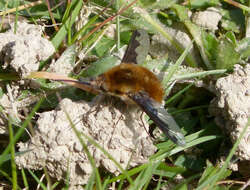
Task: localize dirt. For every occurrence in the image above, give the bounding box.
[209,64,250,161]
[15,98,156,187]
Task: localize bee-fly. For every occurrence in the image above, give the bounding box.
[29,29,186,146]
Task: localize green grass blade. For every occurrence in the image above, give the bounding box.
[14,0,19,34]
[116,0,120,51]
[62,155,71,190]
[62,0,77,23]
[163,40,194,86]
[86,172,97,190]
[152,132,220,162]
[51,0,83,49]
[21,169,29,189]
[170,105,209,115]
[79,131,135,186]
[65,105,135,187]
[172,173,201,190]
[165,83,193,105]
[0,169,13,184]
[28,169,47,190]
[129,161,156,190]
[171,69,227,81]
[108,162,150,183]
[154,172,163,190]
[196,117,250,190]
[8,120,17,190]
[51,182,60,190]
[64,111,103,190]
[0,150,31,163]
[71,14,99,43]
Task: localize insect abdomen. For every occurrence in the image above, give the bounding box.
[103,64,164,102]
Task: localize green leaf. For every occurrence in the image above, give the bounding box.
[202,31,241,70]
[225,31,237,45]
[28,170,47,190]
[187,0,220,9]
[143,0,177,9]
[221,9,244,33]
[154,162,186,178]
[198,161,231,187]
[139,0,156,7]
[198,161,218,185]
[175,155,205,172]
[93,37,115,57]
[215,36,240,70]
[173,110,199,134]
[202,31,219,68]
[79,56,119,78]
[172,4,211,69]
[236,37,250,59]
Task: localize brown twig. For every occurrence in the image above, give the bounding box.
[45,0,59,31]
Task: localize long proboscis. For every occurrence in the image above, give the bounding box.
[27,72,100,94]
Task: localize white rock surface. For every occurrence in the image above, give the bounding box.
[0,22,55,77]
[0,22,55,135]
[16,98,156,188]
[48,45,75,75]
[192,8,222,31]
[209,64,250,160]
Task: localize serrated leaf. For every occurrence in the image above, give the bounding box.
[225,31,237,45]
[201,31,219,68]
[215,37,240,70]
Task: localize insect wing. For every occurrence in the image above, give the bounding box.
[121,29,150,65]
[128,92,186,146]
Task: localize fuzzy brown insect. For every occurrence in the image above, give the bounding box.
[29,29,186,146]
